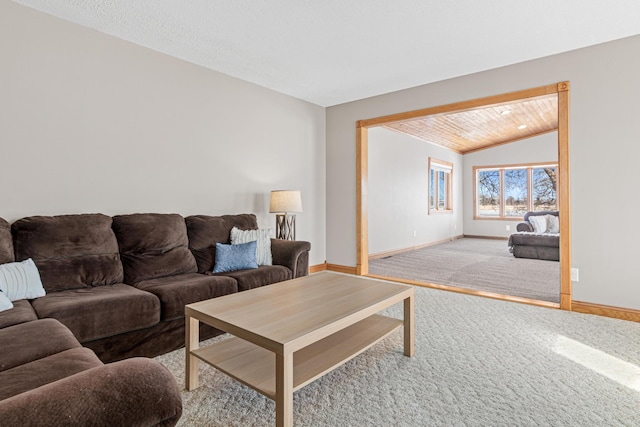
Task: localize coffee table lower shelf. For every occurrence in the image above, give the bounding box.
[191,314,402,399]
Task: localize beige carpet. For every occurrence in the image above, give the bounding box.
[155,284,640,426]
[369,238,560,303]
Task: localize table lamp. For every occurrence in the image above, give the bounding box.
[269,190,302,240]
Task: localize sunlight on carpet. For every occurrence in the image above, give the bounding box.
[554,335,640,392]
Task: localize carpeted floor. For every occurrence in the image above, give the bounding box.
[156,283,640,426]
[369,238,560,303]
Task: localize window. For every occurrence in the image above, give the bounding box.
[505,169,528,217]
[477,169,501,217]
[474,163,557,219]
[429,158,453,214]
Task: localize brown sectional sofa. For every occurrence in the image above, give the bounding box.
[0,319,182,427]
[0,212,311,425]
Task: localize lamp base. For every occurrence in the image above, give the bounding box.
[275,214,296,240]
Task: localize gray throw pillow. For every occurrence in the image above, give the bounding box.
[230,227,273,266]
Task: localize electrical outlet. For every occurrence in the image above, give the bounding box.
[571,268,579,282]
[506,225,511,231]
[413,230,417,237]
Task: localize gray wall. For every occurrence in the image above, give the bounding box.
[463,132,558,238]
[0,1,326,266]
[368,127,462,255]
[327,34,640,310]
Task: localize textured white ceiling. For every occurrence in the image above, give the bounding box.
[13,0,640,106]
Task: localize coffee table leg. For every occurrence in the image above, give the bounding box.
[185,316,200,390]
[275,352,293,427]
[404,292,415,357]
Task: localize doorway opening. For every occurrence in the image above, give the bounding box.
[356,82,572,310]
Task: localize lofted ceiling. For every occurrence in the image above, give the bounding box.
[12,1,640,107]
[384,95,558,154]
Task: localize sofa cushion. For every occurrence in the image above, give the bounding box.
[0,300,38,329]
[0,218,13,264]
[112,213,197,284]
[213,265,292,292]
[31,284,160,343]
[0,318,80,372]
[523,210,558,223]
[186,214,258,273]
[134,273,238,321]
[512,245,560,262]
[509,233,560,248]
[12,214,124,293]
[0,347,101,401]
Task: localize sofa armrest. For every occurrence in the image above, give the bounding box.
[271,239,311,278]
[0,358,182,427]
[516,222,533,232]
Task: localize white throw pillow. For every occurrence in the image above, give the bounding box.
[0,290,13,312]
[230,227,273,266]
[0,258,46,301]
[546,214,560,234]
[529,215,548,234]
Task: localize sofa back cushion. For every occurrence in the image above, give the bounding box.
[524,210,558,223]
[112,213,197,284]
[0,218,14,264]
[12,214,124,293]
[185,214,258,273]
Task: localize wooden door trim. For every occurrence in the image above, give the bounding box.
[557,82,572,310]
[356,82,572,310]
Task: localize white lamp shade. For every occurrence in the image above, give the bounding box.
[269,190,302,213]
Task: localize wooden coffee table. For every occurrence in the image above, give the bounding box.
[185,271,415,427]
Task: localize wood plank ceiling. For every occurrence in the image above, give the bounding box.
[384,94,558,154]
